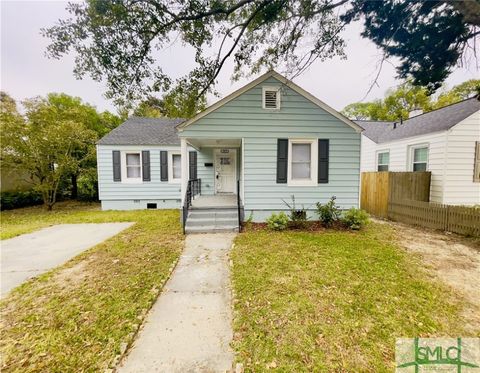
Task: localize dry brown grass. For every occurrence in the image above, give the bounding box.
[0,204,183,372]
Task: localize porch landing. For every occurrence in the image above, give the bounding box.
[191,194,237,209]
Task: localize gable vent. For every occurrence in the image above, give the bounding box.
[263,87,280,109]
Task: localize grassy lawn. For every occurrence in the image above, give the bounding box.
[1,202,183,372]
[231,224,475,372]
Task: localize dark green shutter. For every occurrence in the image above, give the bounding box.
[277,139,288,183]
[189,151,197,180]
[112,150,121,182]
[160,151,168,181]
[318,139,329,183]
[142,150,150,181]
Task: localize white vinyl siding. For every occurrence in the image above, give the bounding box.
[360,132,447,203]
[443,111,480,205]
[360,135,377,172]
[360,109,480,205]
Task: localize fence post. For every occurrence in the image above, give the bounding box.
[445,204,449,232]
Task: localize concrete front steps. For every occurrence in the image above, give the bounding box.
[185,208,239,234]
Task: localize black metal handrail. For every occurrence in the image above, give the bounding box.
[237,180,243,231]
[182,178,201,234]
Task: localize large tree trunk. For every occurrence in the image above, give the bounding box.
[71,174,78,200]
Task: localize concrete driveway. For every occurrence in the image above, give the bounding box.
[1,223,133,297]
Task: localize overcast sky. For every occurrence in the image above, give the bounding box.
[2,1,479,114]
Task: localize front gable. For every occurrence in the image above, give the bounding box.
[177,71,362,136]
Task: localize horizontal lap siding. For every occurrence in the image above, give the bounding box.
[360,135,377,172]
[97,145,182,201]
[197,148,215,195]
[180,77,361,213]
[444,112,480,205]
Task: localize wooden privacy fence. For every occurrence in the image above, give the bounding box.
[389,200,480,236]
[361,172,431,218]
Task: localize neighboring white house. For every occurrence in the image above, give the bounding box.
[359,97,480,206]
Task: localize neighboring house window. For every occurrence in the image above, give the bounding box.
[410,145,428,171]
[122,152,142,182]
[168,152,182,183]
[377,151,389,171]
[262,87,280,109]
[474,141,480,182]
[288,139,317,186]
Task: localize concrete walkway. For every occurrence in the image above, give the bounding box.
[1,223,133,297]
[118,233,236,373]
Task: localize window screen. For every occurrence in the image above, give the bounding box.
[377,152,389,172]
[172,154,181,179]
[413,147,428,171]
[126,153,141,178]
[291,143,311,179]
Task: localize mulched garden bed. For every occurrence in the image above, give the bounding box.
[242,220,348,232]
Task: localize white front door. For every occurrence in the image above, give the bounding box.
[215,149,236,194]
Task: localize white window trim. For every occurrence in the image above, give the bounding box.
[474,141,480,183]
[262,86,281,110]
[168,151,182,184]
[121,151,142,183]
[408,143,429,171]
[376,150,390,171]
[287,139,318,186]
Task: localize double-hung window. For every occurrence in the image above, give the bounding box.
[288,139,317,186]
[168,152,182,183]
[377,151,389,171]
[410,145,428,171]
[122,152,142,182]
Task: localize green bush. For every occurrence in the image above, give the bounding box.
[266,212,289,231]
[77,171,99,201]
[342,208,370,230]
[0,190,43,210]
[316,196,341,227]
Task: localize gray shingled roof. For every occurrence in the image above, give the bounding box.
[97,117,185,145]
[356,97,480,144]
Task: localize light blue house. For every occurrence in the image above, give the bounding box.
[97,70,363,232]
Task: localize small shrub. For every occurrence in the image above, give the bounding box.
[282,195,309,228]
[342,208,370,230]
[316,196,341,227]
[266,212,289,231]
